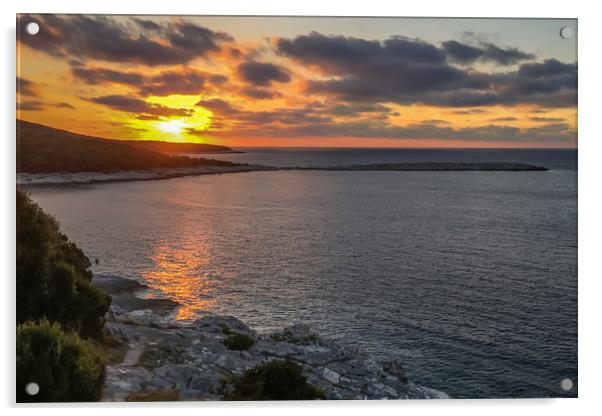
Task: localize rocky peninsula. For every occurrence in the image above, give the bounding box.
[93,274,449,401]
[18,161,548,187]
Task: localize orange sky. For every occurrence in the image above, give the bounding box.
[17,15,577,148]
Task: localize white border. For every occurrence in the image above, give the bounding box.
[2,1,601,415]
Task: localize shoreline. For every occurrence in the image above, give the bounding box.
[93,274,449,401]
[17,162,549,187]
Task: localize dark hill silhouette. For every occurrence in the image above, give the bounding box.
[17,120,237,173]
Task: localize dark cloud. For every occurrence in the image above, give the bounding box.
[241,87,281,100]
[84,94,192,117]
[443,40,535,65]
[529,116,566,122]
[277,32,574,108]
[238,61,291,86]
[72,65,226,96]
[72,66,145,85]
[441,41,483,64]
[18,14,233,66]
[132,18,162,32]
[17,100,45,111]
[518,59,575,78]
[196,98,240,114]
[278,32,448,78]
[490,117,518,122]
[326,102,396,117]
[420,119,450,125]
[55,102,76,109]
[450,109,489,115]
[135,114,161,121]
[17,77,38,96]
[138,69,207,96]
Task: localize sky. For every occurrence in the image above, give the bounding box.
[16,15,577,148]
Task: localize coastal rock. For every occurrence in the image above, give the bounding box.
[98,275,449,401]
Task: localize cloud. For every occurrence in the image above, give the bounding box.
[17,100,45,111]
[18,14,233,66]
[443,40,535,65]
[196,98,240,114]
[240,87,281,99]
[72,65,226,96]
[238,61,291,86]
[138,69,208,96]
[84,94,192,117]
[529,116,566,122]
[277,32,574,108]
[230,118,575,143]
[55,102,76,109]
[72,66,145,85]
[17,77,38,96]
[490,117,518,122]
[194,96,574,144]
[450,109,489,115]
[325,102,397,117]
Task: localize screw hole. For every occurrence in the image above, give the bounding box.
[559,26,573,39]
[25,382,39,396]
[560,378,573,391]
[25,22,39,36]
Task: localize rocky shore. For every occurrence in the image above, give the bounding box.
[93,275,449,401]
[18,162,548,187]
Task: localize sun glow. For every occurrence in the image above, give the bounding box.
[158,119,186,135]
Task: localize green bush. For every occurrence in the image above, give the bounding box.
[223,360,325,400]
[223,333,255,351]
[16,320,106,402]
[16,189,111,337]
[126,389,180,402]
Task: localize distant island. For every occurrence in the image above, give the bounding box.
[290,162,549,172]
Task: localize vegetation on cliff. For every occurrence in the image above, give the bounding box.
[17,189,110,337]
[222,360,325,400]
[16,189,110,402]
[16,320,106,402]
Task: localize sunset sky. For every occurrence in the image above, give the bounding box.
[17,15,577,148]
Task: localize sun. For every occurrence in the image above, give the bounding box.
[157,119,186,135]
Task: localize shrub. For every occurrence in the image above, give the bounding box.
[16,320,106,403]
[16,189,111,337]
[223,360,325,400]
[223,333,255,351]
[126,389,180,402]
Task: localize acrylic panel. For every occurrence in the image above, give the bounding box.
[16,14,577,402]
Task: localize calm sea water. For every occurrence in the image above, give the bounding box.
[27,149,577,399]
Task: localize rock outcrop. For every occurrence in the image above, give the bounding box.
[95,275,448,401]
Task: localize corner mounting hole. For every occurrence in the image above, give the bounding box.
[560,378,573,391]
[25,22,39,36]
[25,382,39,396]
[559,26,573,39]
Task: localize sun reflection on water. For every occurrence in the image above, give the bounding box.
[141,241,216,320]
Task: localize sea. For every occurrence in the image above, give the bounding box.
[26,148,578,399]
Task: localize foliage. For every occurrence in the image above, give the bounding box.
[126,389,180,402]
[223,332,255,351]
[16,320,106,403]
[16,189,111,337]
[223,360,325,400]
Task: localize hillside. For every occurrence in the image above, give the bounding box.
[118,140,239,155]
[16,120,236,173]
